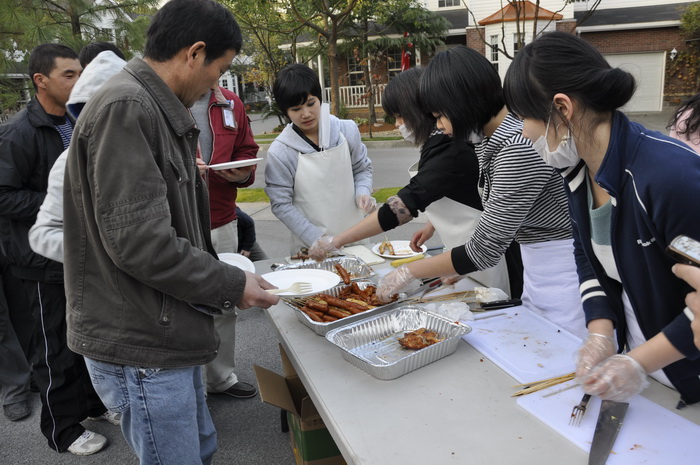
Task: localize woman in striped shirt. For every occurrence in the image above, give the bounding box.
[376,46,586,340]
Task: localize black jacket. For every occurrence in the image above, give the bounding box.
[0,98,69,282]
[377,133,482,230]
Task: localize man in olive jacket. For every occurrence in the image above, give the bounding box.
[63,1,278,463]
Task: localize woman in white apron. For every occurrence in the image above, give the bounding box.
[308,68,517,295]
[264,64,375,255]
[376,47,587,340]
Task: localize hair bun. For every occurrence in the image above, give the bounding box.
[593,67,636,111]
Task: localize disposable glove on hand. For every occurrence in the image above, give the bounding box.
[356,195,377,214]
[376,265,421,303]
[308,235,340,262]
[581,354,649,401]
[575,333,617,380]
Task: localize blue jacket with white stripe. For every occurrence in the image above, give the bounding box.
[562,111,700,404]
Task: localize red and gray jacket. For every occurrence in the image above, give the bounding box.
[205,86,258,229]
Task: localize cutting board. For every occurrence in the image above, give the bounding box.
[462,306,580,383]
[518,383,700,464]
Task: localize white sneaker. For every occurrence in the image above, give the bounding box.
[67,430,108,456]
[88,410,122,426]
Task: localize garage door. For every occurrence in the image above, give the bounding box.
[604,52,665,113]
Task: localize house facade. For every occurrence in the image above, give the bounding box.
[311,0,695,113]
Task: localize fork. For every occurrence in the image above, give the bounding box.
[265,282,313,295]
[569,393,592,426]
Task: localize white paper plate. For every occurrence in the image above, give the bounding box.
[218,253,256,273]
[209,157,262,171]
[261,269,340,296]
[371,240,426,259]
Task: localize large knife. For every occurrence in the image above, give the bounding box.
[588,400,629,465]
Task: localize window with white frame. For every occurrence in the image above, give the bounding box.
[513,32,525,55]
[348,55,364,86]
[489,34,499,73]
[387,50,402,79]
[438,0,459,7]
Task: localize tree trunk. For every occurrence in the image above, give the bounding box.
[70,12,81,37]
[362,18,376,130]
[328,36,341,116]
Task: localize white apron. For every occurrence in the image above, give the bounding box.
[519,239,587,340]
[408,162,510,293]
[291,135,366,254]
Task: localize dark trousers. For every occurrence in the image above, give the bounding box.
[0,259,35,406]
[27,280,106,452]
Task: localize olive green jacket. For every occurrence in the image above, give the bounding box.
[64,58,245,368]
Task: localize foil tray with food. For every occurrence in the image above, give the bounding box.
[282,280,399,336]
[275,256,375,282]
[324,306,471,380]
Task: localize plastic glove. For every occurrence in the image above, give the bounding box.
[308,235,340,261]
[441,275,463,286]
[356,195,377,214]
[575,333,617,380]
[581,354,650,401]
[376,265,421,303]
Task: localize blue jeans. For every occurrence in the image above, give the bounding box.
[84,358,217,464]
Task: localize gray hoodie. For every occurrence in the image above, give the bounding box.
[264,115,373,246]
[28,51,126,262]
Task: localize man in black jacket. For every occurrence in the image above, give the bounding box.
[0,43,112,456]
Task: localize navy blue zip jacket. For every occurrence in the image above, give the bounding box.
[562,111,700,405]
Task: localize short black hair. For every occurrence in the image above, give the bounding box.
[79,42,125,68]
[272,64,323,115]
[668,93,700,139]
[503,31,636,123]
[420,46,503,142]
[28,43,78,91]
[144,0,242,63]
[382,68,435,146]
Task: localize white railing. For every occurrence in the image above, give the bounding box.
[323,84,387,108]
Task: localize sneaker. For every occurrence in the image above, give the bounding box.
[88,411,122,426]
[3,400,31,421]
[67,430,108,456]
[217,381,257,399]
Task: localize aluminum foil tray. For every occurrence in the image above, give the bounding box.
[282,280,396,336]
[275,256,375,282]
[324,306,471,380]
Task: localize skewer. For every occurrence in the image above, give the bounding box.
[512,372,575,388]
[511,372,575,397]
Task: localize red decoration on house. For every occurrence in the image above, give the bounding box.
[401,32,412,72]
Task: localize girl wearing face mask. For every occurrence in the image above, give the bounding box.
[375,46,586,340]
[308,68,513,292]
[504,31,700,405]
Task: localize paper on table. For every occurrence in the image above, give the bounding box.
[518,383,700,464]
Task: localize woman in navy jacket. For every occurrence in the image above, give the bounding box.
[504,31,700,405]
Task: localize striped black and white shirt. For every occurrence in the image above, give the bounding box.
[451,113,572,275]
[51,115,73,150]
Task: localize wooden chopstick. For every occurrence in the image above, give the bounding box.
[511,372,575,397]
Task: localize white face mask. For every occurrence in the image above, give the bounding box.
[398,124,416,143]
[531,113,580,169]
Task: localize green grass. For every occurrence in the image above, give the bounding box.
[371,187,400,203]
[236,187,401,204]
[237,189,270,203]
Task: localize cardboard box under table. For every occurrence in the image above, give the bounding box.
[255,346,346,465]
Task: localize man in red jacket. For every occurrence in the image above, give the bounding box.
[192,85,259,399]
